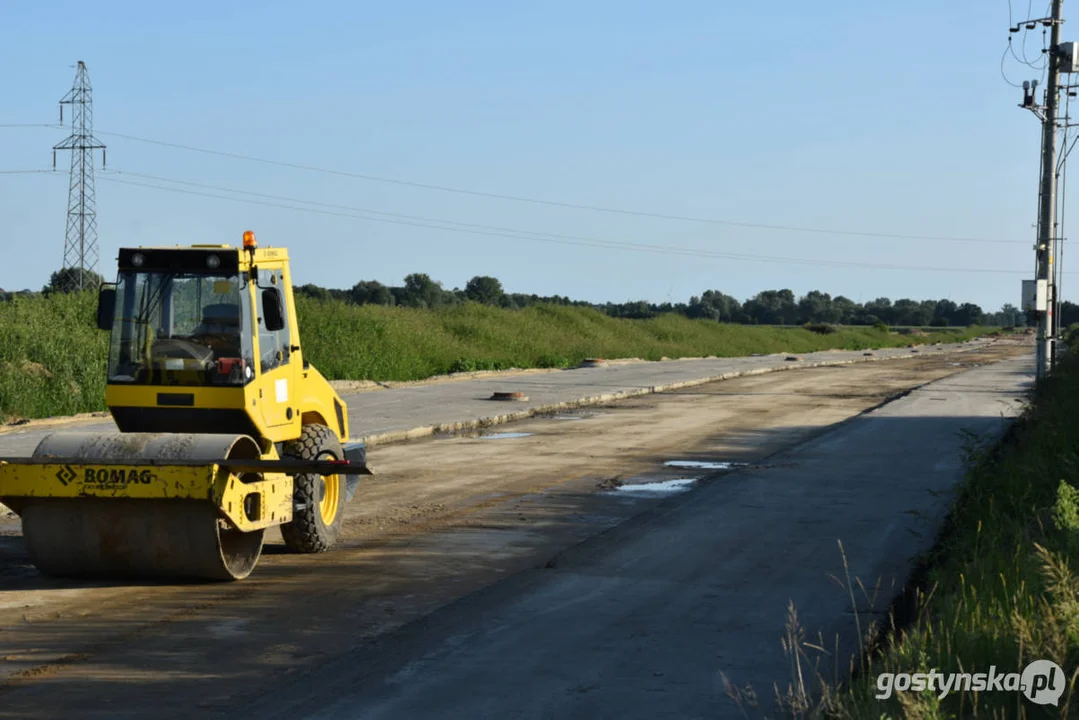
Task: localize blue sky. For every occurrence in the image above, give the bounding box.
[0,1,1067,311]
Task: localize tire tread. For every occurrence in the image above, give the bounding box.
[279,424,343,553]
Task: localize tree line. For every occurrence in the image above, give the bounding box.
[6,268,1073,328]
[293,273,1042,328]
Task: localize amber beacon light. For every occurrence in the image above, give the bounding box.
[242,230,257,249]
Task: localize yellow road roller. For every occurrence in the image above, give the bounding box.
[0,231,372,581]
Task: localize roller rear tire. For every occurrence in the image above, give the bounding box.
[280,424,345,553]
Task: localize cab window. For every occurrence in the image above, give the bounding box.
[106,271,255,386]
[257,268,292,374]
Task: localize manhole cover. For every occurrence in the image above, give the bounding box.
[490,391,529,401]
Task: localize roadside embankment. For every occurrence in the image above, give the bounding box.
[0,291,990,423]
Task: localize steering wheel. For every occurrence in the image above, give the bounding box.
[192,331,242,353]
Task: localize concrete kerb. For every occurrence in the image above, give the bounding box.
[356,342,991,449]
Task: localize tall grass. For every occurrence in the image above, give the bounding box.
[742,350,1079,719]
[0,291,108,421]
[296,299,983,381]
[0,293,984,421]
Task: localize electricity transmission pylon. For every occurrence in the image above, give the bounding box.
[53,61,106,292]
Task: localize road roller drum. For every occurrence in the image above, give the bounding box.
[19,432,270,581]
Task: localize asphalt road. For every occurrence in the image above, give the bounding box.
[0,337,994,456]
[241,354,1032,720]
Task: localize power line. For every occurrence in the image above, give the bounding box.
[1004,0,1051,93]
[104,168,1028,247]
[98,172,1058,276]
[106,169,705,248]
[1010,34,1049,70]
[1021,20,1044,66]
[1003,44,1026,87]
[2,122,1033,244]
[94,174,860,265]
[90,129,1016,244]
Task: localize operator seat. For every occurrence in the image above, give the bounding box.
[194,303,242,358]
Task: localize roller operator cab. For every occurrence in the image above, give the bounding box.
[96,235,348,445]
[0,232,372,582]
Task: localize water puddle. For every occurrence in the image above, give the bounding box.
[543,410,605,421]
[663,460,744,471]
[436,430,535,440]
[611,478,700,496]
[207,619,249,638]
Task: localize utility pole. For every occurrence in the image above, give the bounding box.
[1038,0,1063,377]
[53,61,106,292]
[1017,1,1068,380]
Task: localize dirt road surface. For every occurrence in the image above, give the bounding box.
[0,338,1031,718]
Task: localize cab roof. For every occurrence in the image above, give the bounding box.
[116,245,289,274]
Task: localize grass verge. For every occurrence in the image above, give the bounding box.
[735,350,1079,719]
[0,292,986,422]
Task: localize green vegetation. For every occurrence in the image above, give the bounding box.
[0,291,986,422]
[298,298,982,381]
[1066,322,1079,349]
[0,291,109,422]
[769,344,1079,718]
[288,274,1030,329]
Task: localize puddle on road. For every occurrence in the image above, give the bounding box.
[435,430,535,441]
[663,460,744,471]
[542,410,606,421]
[610,478,700,496]
[207,619,249,638]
